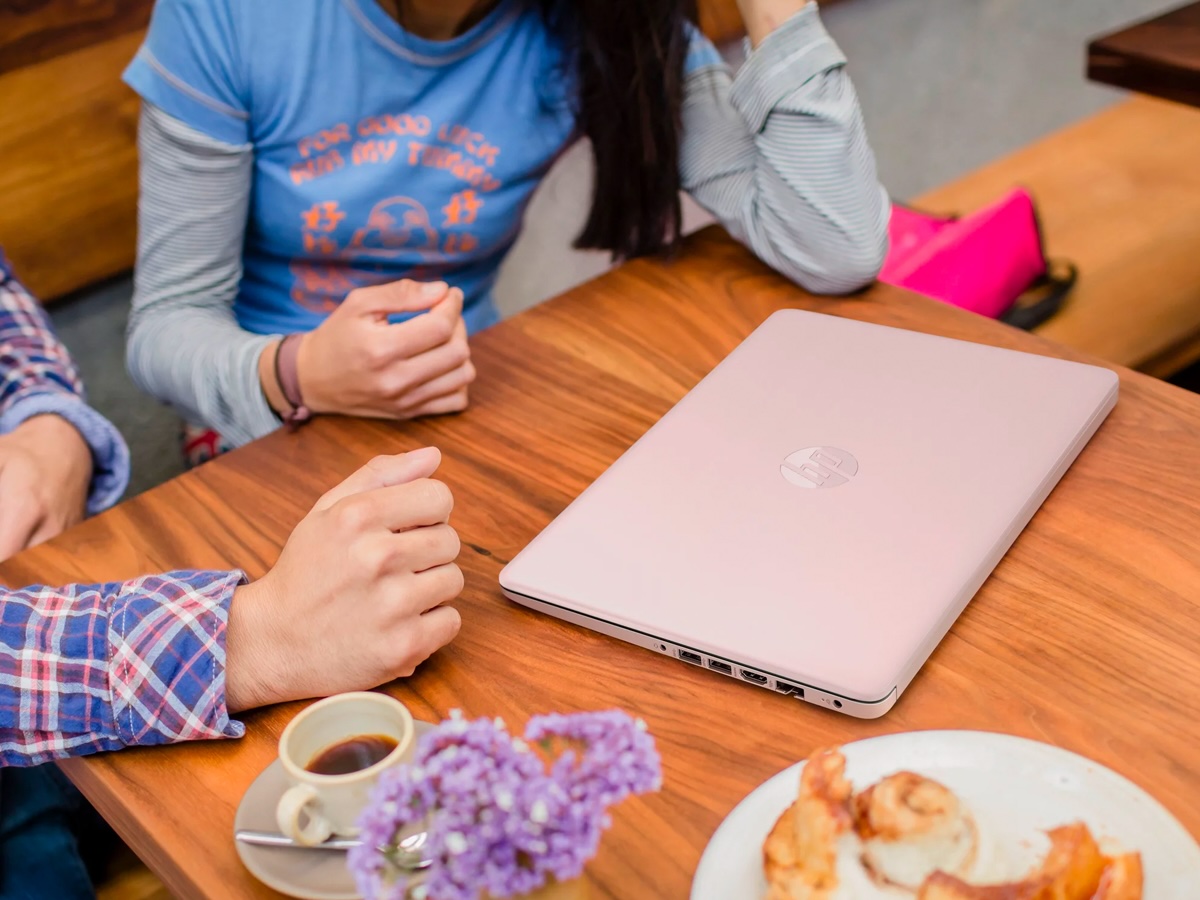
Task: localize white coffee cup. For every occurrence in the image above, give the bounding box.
[276,692,415,846]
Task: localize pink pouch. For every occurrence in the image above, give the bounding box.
[880,188,1074,329]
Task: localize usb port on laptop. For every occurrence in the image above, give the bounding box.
[707,659,733,675]
[678,650,702,665]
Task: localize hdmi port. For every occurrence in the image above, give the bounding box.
[740,669,768,685]
[707,659,733,675]
[678,650,702,665]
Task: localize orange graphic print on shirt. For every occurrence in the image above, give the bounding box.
[287,115,504,315]
[290,197,449,313]
[348,197,440,258]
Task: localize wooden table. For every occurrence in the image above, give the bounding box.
[4,228,1200,898]
[1088,1,1200,107]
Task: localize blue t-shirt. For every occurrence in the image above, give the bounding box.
[124,0,721,336]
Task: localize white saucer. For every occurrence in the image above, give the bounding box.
[235,719,434,900]
[691,730,1200,899]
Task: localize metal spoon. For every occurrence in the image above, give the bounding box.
[235,828,431,869]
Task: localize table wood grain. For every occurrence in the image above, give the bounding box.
[3,228,1199,898]
[1088,1,1200,108]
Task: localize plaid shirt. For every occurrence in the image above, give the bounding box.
[0,571,245,767]
[0,252,129,511]
[1,252,238,765]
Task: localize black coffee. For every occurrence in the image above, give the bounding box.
[305,735,398,776]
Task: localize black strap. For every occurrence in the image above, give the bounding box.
[998,260,1077,331]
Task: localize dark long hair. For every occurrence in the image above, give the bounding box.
[541,0,697,261]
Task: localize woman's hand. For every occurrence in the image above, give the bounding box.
[0,415,92,560]
[736,0,810,46]
[261,280,476,421]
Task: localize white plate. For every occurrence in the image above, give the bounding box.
[691,730,1200,899]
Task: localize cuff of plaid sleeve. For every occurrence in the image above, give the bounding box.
[108,570,247,750]
[730,3,848,134]
[0,392,131,514]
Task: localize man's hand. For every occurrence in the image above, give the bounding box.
[736,0,810,46]
[260,280,476,422]
[0,415,92,560]
[224,448,464,712]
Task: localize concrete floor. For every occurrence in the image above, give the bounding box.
[47,0,1175,498]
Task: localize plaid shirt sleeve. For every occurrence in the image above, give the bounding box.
[0,570,246,767]
[0,253,130,512]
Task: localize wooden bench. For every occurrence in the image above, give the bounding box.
[916,95,1200,378]
[0,3,147,302]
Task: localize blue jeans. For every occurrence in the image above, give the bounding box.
[0,765,114,899]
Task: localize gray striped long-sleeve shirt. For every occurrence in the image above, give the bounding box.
[128,4,889,447]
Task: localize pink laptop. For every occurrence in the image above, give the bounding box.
[499,310,1118,718]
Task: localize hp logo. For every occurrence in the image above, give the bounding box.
[781,447,859,489]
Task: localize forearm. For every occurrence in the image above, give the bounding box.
[682,5,889,294]
[0,259,130,510]
[129,103,280,446]
[0,571,245,767]
[731,26,890,292]
[128,305,280,446]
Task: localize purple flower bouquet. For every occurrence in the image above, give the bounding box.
[348,709,663,900]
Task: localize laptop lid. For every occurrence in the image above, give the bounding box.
[500,310,1118,713]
